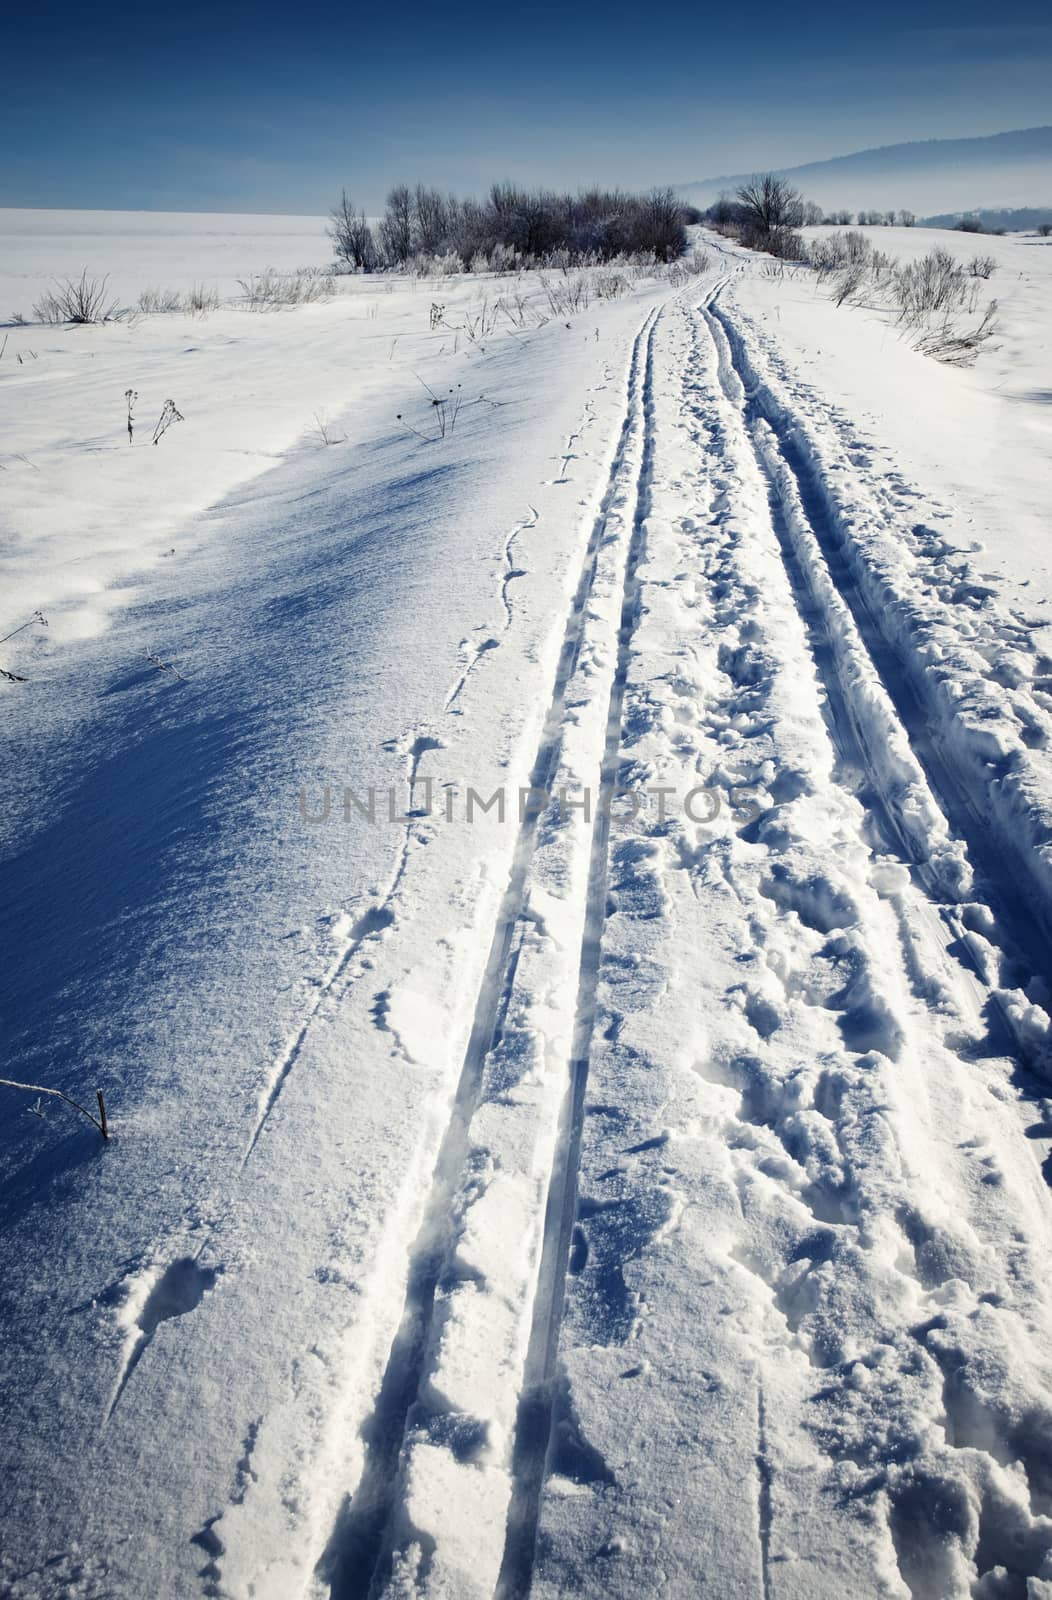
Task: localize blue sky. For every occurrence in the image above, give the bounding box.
[2,0,1050,212]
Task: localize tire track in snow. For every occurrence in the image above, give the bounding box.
[321,310,660,1599]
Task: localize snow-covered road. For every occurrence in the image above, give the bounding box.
[2,224,1052,1599]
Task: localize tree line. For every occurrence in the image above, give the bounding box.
[330,184,688,272]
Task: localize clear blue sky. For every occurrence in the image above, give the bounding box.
[3,0,1050,212]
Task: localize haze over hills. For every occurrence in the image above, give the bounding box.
[677,126,1052,217]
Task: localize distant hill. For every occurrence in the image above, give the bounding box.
[921,205,1052,232]
[677,127,1052,216]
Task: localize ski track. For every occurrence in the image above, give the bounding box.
[103,364,617,1427]
[524,281,1052,1600]
[320,307,662,1600]
[248,370,622,1165]
[706,289,1052,993]
[697,293,1044,1077]
[79,258,1052,1599]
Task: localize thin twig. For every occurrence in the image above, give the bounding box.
[0,609,47,648]
[145,650,187,681]
[0,1077,109,1139]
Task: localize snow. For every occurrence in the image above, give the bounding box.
[0,207,330,310]
[728,224,1052,617]
[2,211,1052,1600]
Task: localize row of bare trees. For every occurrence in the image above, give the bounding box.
[330,183,688,272]
[856,209,917,226]
[702,176,920,259]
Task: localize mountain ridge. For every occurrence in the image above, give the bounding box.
[676,126,1052,213]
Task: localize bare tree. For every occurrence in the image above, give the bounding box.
[329,190,376,272]
[735,174,805,235]
[414,186,451,255]
[380,185,414,265]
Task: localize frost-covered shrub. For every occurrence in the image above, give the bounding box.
[593,271,630,299]
[410,251,463,278]
[817,235,999,366]
[659,249,711,286]
[34,271,121,324]
[331,183,690,273]
[894,248,969,322]
[487,242,522,273]
[912,302,999,366]
[136,283,220,315]
[237,270,335,309]
[185,283,220,313]
[138,286,183,313]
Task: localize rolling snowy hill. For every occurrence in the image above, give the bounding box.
[677,125,1052,216]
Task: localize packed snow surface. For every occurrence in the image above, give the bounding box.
[2,212,1052,1600]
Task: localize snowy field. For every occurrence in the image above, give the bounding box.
[2,211,1052,1600]
[0,208,331,308]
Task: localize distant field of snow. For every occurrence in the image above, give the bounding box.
[2,211,1052,1600]
[0,207,331,310]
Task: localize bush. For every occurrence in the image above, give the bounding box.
[34,271,120,324]
[763,225,806,261]
[408,251,463,278]
[136,283,220,315]
[895,247,971,320]
[331,183,690,273]
[138,286,182,313]
[237,269,335,309]
[912,303,999,366]
[815,235,999,366]
[185,283,220,313]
